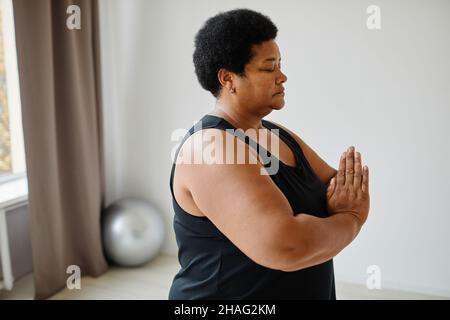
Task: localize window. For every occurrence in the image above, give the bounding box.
[0,0,25,185]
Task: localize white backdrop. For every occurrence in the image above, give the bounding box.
[99,0,450,297]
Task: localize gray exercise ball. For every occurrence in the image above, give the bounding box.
[102,198,166,267]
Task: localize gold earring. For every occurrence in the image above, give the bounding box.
[230,88,236,94]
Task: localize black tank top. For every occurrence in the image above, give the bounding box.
[169,115,336,300]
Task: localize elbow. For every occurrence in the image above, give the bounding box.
[277,244,312,272]
[271,230,314,272]
[273,218,314,272]
[255,215,326,272]
[275,223,333,272]
[251,238,311,272]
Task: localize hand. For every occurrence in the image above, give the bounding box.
[326,146,370,228]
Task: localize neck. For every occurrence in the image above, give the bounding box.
[212,101,264,131]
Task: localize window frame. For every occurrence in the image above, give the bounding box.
[0,0,26,186]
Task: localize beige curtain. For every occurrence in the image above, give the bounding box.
[13,0,108,299]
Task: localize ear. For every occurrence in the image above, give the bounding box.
[217,68,234,92]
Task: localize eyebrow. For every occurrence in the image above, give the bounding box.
[263,57,282,62]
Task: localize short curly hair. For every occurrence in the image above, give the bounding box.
[193,9,278,97]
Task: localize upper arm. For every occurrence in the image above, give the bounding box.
[178,129,305,271]
[267,121,337,185]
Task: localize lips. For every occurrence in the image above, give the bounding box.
[274,88,285,95]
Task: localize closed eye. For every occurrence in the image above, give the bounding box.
[262,63,282,73]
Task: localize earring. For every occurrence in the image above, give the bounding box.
[230,88,236,94]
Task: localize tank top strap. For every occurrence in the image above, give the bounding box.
[206,115,272,164]
[170,115,275,198]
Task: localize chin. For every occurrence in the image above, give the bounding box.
[270,102,285,110]
[269,95,285,110]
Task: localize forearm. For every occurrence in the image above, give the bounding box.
[281,213,360,272]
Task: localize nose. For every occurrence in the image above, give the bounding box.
[277,70,287,84]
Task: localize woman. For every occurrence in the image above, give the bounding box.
[169,9,370,300]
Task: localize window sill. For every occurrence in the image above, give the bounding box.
[0,175,28,210]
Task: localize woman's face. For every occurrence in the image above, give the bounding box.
[234,40,288,114]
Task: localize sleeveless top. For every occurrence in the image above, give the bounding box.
[168,114,336,300]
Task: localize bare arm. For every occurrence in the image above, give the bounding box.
[277,213,359,272]
[180,129,363,272]
[283,147,370,271]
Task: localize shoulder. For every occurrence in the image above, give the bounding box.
[176,128,263,173]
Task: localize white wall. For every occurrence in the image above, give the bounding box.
[99,0,450,297]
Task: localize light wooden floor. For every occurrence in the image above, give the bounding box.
[0,254,448,300]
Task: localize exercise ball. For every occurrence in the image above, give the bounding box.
[102,198,166,267]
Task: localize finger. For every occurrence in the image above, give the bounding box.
[327,176,336,199]
[362,166,369,194]
[353,151,363,190]
[337,151,346,186]
[345,146,355,187]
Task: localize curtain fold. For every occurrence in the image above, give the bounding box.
[13,0,108,299]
